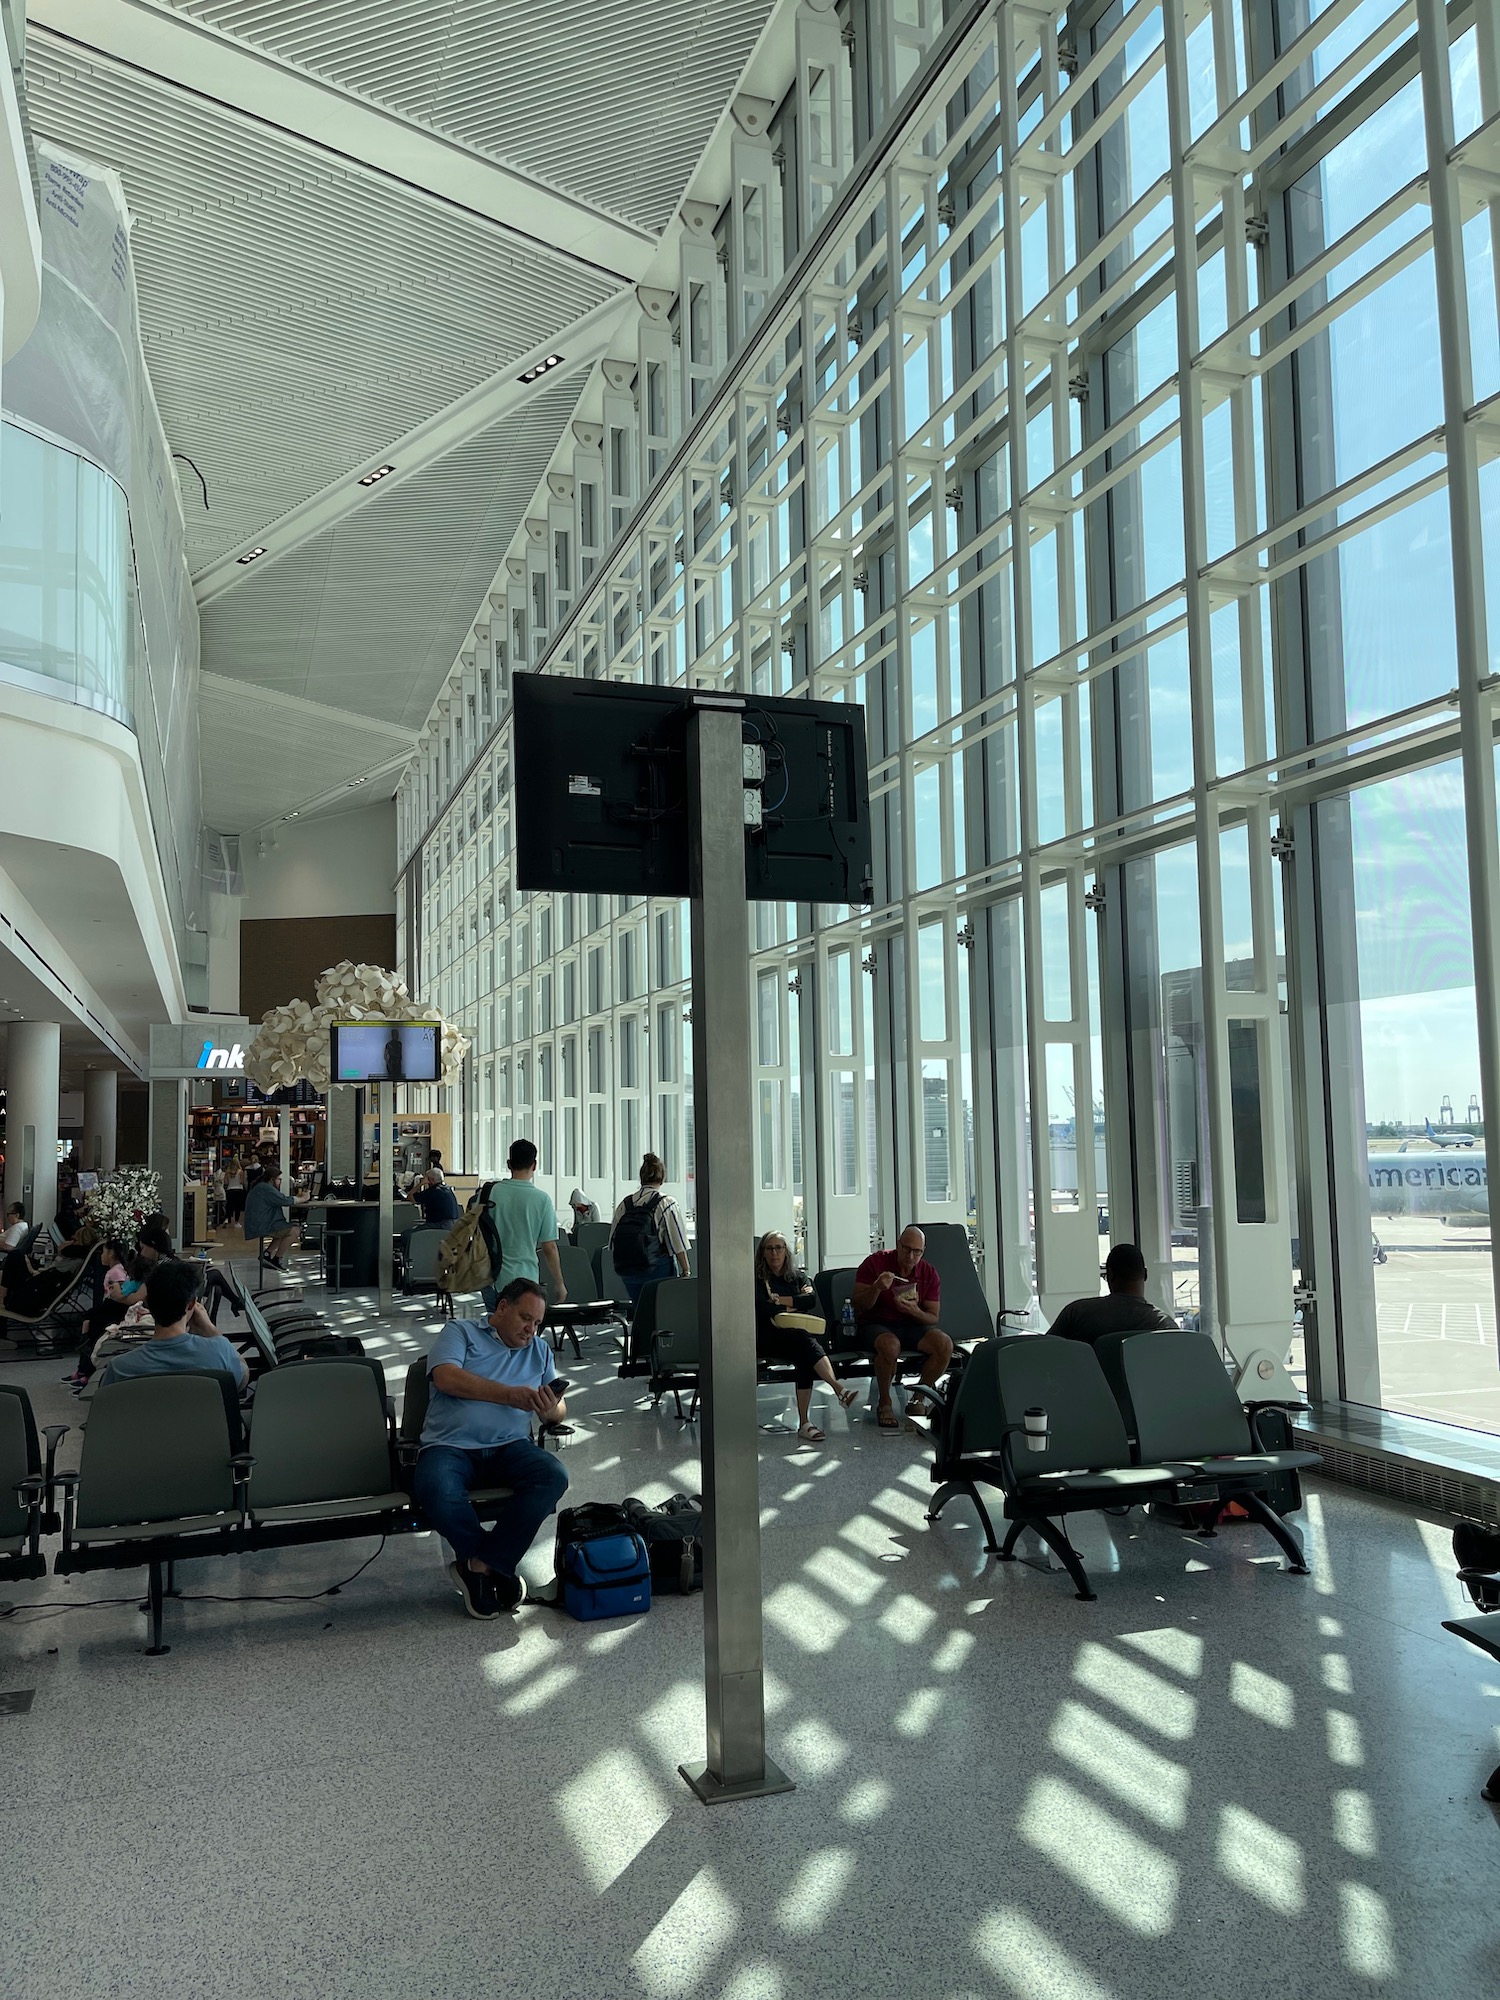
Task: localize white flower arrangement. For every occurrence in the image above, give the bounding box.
[82,1165,162,1244]
[243,962,470,1093]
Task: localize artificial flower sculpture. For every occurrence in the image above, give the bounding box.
[243,961,469,1094]
[81,1164,162,1243]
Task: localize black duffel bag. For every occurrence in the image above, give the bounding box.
[623,1492,703,1595]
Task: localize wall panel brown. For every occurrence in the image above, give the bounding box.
[240,916,398,1024]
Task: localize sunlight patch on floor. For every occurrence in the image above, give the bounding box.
[633,1867,739,1998]
[1018,1774,1179,1936]
[972,1906,1119,1999]
[555,1749,672,1893]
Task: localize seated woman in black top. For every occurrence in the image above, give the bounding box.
[755,1232,858,1444]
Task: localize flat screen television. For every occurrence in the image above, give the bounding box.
[513,675,873,904]
[330,1021,441,1084]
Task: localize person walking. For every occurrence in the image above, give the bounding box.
[608,1152,690,1307]
[483,1139,566,1310]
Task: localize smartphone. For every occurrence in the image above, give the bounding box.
[546,1377,571,1402]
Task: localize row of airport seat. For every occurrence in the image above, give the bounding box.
[0,1354,517,1654]
[926,1328,1319,1598]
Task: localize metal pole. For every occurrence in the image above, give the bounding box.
[378,1080,394,1313]
[277,1105,291,1191]
[679,696,793,1806]
[1416,0,1500,1359]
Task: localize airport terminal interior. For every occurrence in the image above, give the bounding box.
[2,0,1500,1994]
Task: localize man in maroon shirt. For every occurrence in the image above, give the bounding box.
[853,1225,953,1433]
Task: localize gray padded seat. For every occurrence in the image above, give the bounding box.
[247,1359,409,1525]
[71,1372,242,1538]
[555,1242,617,1309]
[1444,1610,1500,1660]
[1441,1610,1500,1798]
[993,1334,1143,1481]
[1098,1330,1320,1478]
[573,1220,612,1259]
[399,1359,514,1508]
[545,1243,625,1357]
[927,1336,1185,1598]
[71,1511,234,1544]
[596,1244,632,1307]
[0,1385,46,1578]
[402,1225,450,1293]
[57,1370,247,1652]
[650,1290,701,1419]
[917,1221,998,1343]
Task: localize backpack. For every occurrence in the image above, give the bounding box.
[611,1192,665,1274]
[552,1503,651,1621]
[623,1492,703,1594]
[436,1185,503,1296]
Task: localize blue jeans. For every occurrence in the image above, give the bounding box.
[413,1440,569,1578]
[624,1249,676,1308]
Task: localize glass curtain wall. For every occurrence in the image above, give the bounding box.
[397,0,1500,1437]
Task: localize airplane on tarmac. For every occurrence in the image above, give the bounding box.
[1419,1118,1477,1149]
[1369,1142,1487,1216]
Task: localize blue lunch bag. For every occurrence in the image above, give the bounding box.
[561,1531,652,1621]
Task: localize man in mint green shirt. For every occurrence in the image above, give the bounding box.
[483,1139,566,1310]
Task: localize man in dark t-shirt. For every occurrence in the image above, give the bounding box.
[1047,1242,1179,1346]
[853,1225,953,1434]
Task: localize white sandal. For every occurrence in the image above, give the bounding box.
[797,1422,826,1444]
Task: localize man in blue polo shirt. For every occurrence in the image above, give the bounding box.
[412,1277,569,1619]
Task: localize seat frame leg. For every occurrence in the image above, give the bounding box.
[927,1479,998,1550]
[1027,1515,1096,1600]
[1242,1490,1310,1575]
[998,1517,1025,1562]
[144,1559,171,1656]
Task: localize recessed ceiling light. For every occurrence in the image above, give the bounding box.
[518,354,563,385]
[237,546,268,564]
[358,464,395,486]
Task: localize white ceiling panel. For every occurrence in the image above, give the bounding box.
[197,371,581,729]
[197,673,415,830]
[21,1,782,820]
[24,38,614,567]
[161,0,779,232]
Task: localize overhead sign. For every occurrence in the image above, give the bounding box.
[149,1019,252,1081]
[196,1041,245,1071]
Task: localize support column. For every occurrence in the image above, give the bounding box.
[148,1079,187,1243]
[680,697,792,1805]
[378,1080,394,1313]
[327,1086,358,1181]
[3,1021,61,1233]
[82,1068,118,1176]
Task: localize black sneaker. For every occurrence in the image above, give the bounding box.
[448,1560,499,1620]
[490,1573,528,1614]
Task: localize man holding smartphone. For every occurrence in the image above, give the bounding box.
[852,1224,953,1434]
[413,1277,570,1619]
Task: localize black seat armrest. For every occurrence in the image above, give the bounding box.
[40,1422,69,1527]
[1245,1400,1309,1449]
[230,1451,256,1525]
[51,1467,79,1550]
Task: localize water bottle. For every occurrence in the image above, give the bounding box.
[841,1299,855,1335]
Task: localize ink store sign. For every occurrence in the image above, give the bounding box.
[149,1020,251,1080]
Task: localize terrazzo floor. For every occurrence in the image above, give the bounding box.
[2,1270,1498,2000]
